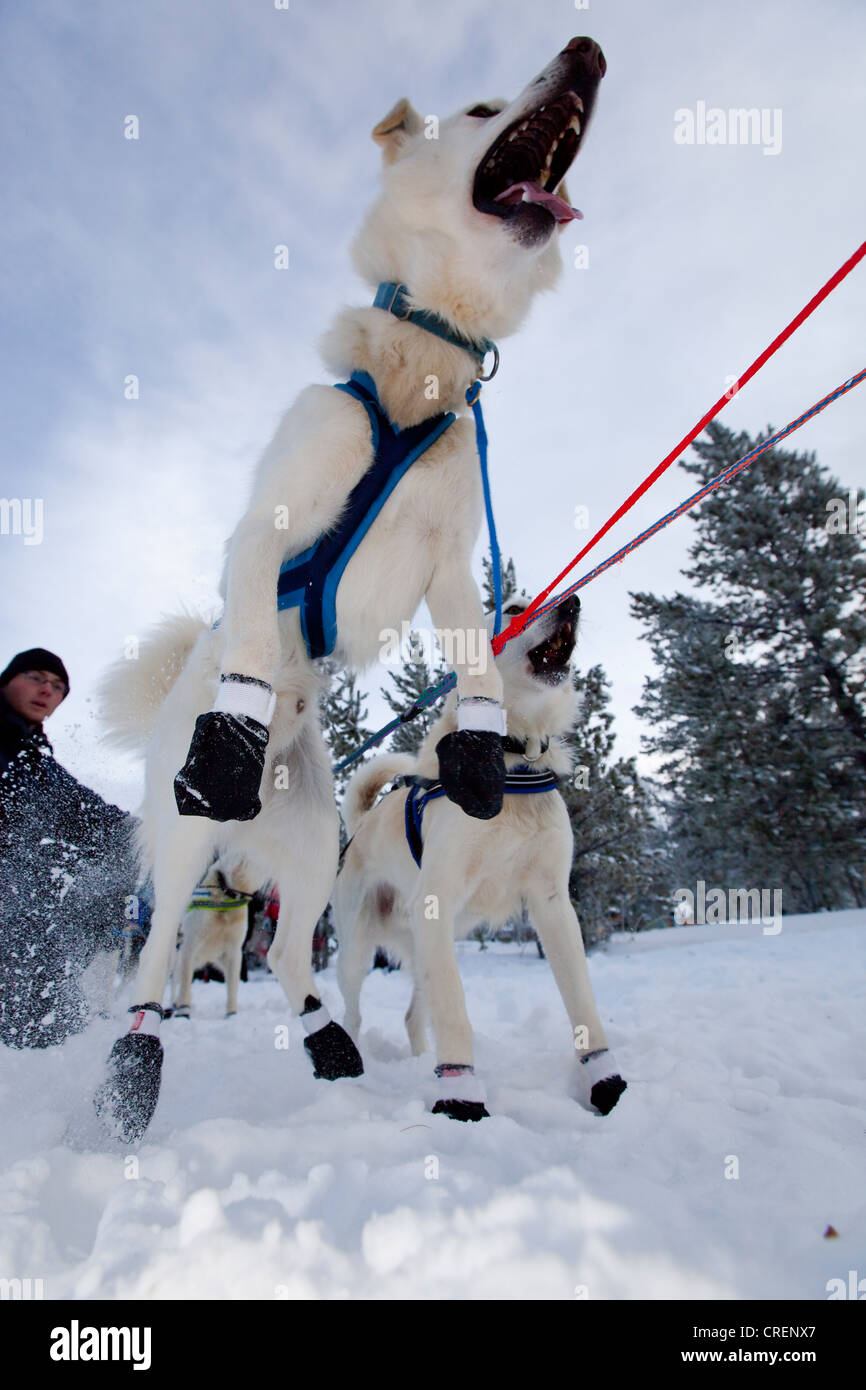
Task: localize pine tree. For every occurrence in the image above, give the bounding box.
[632,420,866,912]
[319,665,372,795]
[380,634,448,755]
[562,665,671,945]
[482,554,528,613]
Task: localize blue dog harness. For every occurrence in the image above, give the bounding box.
[276,371,456,660]
[399,765,559,867]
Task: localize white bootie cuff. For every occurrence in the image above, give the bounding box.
[579,1048,619,1087]
[214,674,276,725]
[457,697,506,735]
[300,1002,332,1037]
[434,1065,486,1104]
[127,1004,163,1037]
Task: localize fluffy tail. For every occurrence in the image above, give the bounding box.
[98,611,210,752]
[342,753,416,838]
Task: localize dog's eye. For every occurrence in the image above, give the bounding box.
[504,603,526,616]
[466,104,500,119]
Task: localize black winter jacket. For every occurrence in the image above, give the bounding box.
[0,692,138,1047]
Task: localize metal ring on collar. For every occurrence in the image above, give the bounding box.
[386,283,411,318]
[477,343,499,381]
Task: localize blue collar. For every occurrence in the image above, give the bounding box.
[373,282,499,380]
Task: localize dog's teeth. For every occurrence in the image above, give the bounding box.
[575,96,584,114]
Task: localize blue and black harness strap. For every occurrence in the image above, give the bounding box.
[398,765,559,868]
[276,371,456,660]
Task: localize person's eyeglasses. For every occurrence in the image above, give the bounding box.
[24,671,66,696]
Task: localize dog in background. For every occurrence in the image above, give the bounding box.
[170,856,260,1020]
[334,598,626,1121]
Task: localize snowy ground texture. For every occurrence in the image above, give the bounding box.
[1,909,864,1300]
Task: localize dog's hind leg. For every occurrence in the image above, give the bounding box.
[224,935,243,1017]
[95,817,216,1142]
[172,926,196,1019]
[267,814,363,1081]
[524,883,626,1117]
[334,900,376,1043]
[135,820,216,1003]
[404,980,428,1056]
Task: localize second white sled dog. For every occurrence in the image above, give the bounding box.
[171,856,260,1020]
[334,598,627,1120]
[97,37,607,1139]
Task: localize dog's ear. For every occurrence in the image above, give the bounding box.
[371,98,423,163]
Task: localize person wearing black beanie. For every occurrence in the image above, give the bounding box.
[0,650,70,771]
[0,646,70,696]
[0,646,138,1049]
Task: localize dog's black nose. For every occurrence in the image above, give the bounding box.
[565,36,606,77]
[555,593,580,622]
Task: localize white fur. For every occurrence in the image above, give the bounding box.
[334,607,618,1107]
[99,44,596,1030]
[100,613,334,1016]
[171,857,260,1019]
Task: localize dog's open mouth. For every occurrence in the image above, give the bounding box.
[471,37,605,241]
[473,94,585,225]
[527,611,577,685]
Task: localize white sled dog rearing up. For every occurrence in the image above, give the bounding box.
[96,36,607,1141]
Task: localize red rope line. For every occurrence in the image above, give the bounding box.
[333,367,863,773]
[492,238,866,653]
[529,368,865,621]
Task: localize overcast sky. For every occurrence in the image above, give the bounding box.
[1,0,864,810]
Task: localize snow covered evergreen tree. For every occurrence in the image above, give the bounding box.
[481,554,528,613]
[380,635,448,755]
[379,555,526,760]
[319,666,372,795]
[632,420,866,912]
[562,665,670,945]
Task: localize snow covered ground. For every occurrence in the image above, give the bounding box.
[1,909,863,1300]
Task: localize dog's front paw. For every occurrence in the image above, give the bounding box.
[576,1049,626,1116]
[174,710,268,821]
[301,999,364,1079]
[436,730,505,819]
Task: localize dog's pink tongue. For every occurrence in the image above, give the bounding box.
[494,181,583,221]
